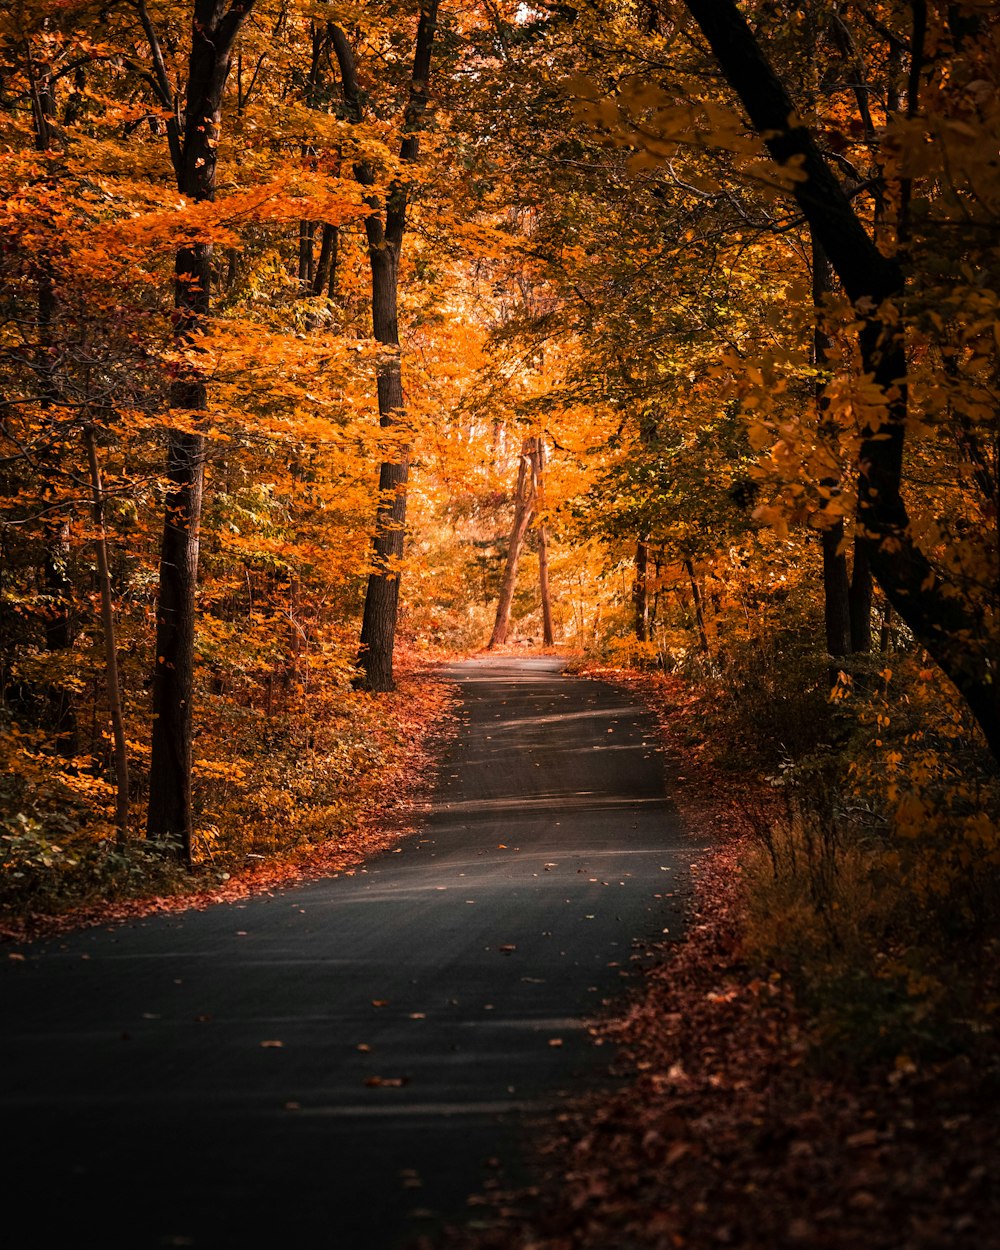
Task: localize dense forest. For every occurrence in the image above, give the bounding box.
[2,0,998,1068]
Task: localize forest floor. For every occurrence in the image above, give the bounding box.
[0,651,460,943]
[426,665,1000,1250]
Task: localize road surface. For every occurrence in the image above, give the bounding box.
[1,656,700,1248]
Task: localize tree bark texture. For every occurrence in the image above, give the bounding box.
[489,441,536,649]
[333,3,440,691]
[682,0,999,758]
[147,1,257,858]
[634,539,651,643]
[531,437,555,646]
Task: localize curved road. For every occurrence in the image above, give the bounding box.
[1,656,700,1249]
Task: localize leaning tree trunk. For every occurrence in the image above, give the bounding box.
[146,0,258,859]
[682,0,999,759]
[531,437,554,647]
[489,441,536,649]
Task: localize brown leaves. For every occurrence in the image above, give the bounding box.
[434,765,1000,1250]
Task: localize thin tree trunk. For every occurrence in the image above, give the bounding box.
[684,557,710,655]
[879,603,893,653]
[83,424,129,844]
[298,220,315,288]
[634,538,650,643]
[146,1,258,859]
[312,223,338,297]
[28,50,77,752]
[489,442,536,649]
[532,437,554,646]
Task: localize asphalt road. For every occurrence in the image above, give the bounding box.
[1,656,700,1249]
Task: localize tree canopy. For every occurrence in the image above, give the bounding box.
[0,0,995,898]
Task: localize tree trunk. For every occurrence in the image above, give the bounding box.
[849,538,873,653]
[531,437,555,646]
[297,220,315,288]
[84,424,129,843]
[146,1,258,858]
[332,3,440,691]
[684,557,710,655]
[489,442,536,649]
[358,248,408,690]
[634,538,650,643]
[312,223,338,298]
[682,0,999,759]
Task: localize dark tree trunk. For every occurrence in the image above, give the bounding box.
[684,557,710,655]
[28,44,77,751]
[682,0,999,759]
[312,223,338,298]
[333,3,440,691]
[822,524,852,658]
[634,538,650,643]
[849,538,873,653]
[298,220,315,288]
[358,248,408,689]
[146,1,258,858]
[489,441,536,650]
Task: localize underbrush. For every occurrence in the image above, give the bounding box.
[597,625,1000,1069]
[0,669,454,928]
[713,639,1000,1067]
